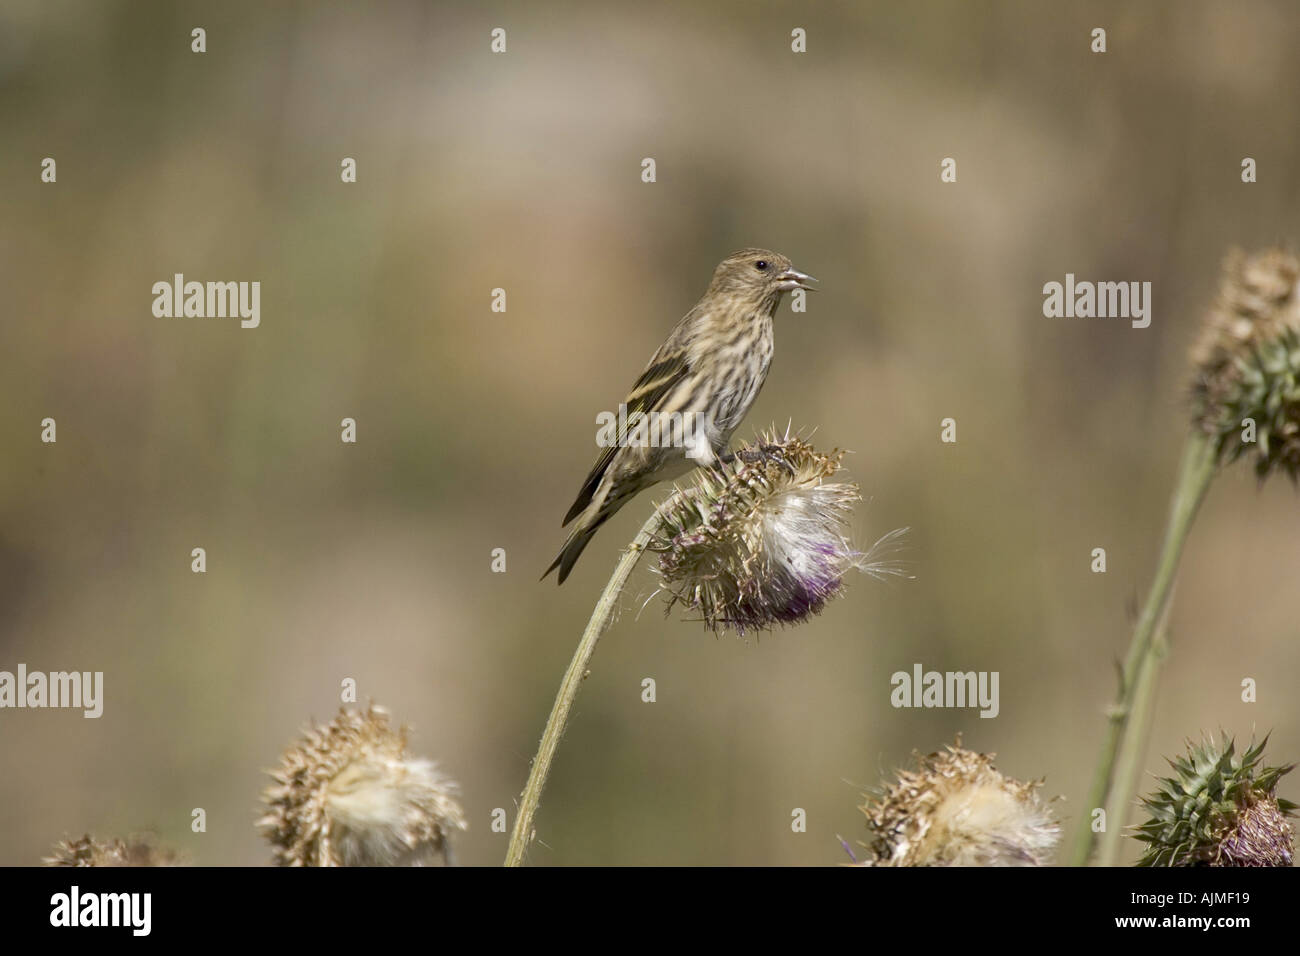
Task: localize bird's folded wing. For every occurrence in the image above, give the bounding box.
[561,354,691,526]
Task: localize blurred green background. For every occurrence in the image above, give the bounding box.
[2,0,1298,866]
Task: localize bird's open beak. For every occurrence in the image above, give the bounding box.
[777,268,817,292]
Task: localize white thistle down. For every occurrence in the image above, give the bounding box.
[259,704,467,866]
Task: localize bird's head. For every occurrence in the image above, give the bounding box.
[709,248,817,302]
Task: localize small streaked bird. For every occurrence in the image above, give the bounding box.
[544,248,816,584]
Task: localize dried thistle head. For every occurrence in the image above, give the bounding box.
[44,834,186,867]
[1190,247,1300,480]
[259,704,467,867]
[860,742,1060,867]
[1134,733,1295,867]
[652,427,908,634]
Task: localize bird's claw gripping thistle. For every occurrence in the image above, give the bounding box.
[729,442,798,476]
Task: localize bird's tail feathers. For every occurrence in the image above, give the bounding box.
[542,522,603,584]
[542,481,640,584]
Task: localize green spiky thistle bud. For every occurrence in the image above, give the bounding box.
[1134,733,1296,867]
[1190,247,1300,480]
[43,834,185,867]
[859,742,1060,867]
[259,704,467,866]
[651,427,908,634]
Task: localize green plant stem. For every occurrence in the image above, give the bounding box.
[504,507,666,867]
[1069,430,1218,866]
[1096,598,1171,866]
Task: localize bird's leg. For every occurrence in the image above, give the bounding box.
[756,442,797,476]
[720,444,796,476]
[712,449,738,478]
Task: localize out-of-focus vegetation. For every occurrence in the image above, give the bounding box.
[1,0,1298,865]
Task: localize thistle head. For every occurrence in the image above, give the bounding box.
[1190,247,1300,480]
[43,834,185,867]
[1134,733,1295,867]
[859,742,1061,867]
[652,428,908,635]
[259,704,467,867]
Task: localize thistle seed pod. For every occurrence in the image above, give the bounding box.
[259,704,467,866]
[44,834,185,867]
[1134,734,1295,867]
[860,743,1060,867]
[1190,247,1300,480]
[653,427,908,634]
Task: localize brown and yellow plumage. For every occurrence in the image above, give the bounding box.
[544,248,815,583]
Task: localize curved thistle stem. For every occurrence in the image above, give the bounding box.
[1069,431,1218,865]
[505,505,668,867]
[1096,597,1172,866]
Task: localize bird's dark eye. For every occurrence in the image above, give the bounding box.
[755,260,768,271]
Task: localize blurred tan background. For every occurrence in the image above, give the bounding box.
[2,0,1299,866]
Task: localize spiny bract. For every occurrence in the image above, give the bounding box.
[1134,733,1295,867]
